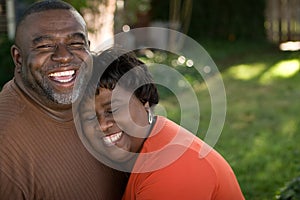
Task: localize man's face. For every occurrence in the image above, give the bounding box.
[13,9,91,106]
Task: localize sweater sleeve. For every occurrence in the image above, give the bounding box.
[0,170,25,200]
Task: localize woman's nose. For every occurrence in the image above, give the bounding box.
[99,117,114,132]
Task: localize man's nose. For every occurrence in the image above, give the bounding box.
[51,44,74,63]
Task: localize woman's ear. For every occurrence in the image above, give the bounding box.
[144,102,150,111]
[11,45,22,73]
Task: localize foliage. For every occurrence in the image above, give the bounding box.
[276,177,300,200]
[65,0,87,11]
[0,36,14,90]
[19,0,87,11]
[151,0,266,41]
[125,0,152,19]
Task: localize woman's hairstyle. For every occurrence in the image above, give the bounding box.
[91,48,159,107]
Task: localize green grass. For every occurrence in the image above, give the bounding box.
[220,59,300,199]
[153,40,300,199]
[2,37,298,199]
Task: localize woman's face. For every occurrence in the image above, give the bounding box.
[80,86,151,163]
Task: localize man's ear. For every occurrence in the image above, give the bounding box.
[11,45,22,73]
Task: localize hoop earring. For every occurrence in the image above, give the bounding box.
[147,110,153,124]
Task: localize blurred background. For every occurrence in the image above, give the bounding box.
[1,0,300,199]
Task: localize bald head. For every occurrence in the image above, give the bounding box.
[17,0,76,27]
[15,0,87,45]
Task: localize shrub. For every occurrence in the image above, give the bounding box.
[0,36,14,89]
[276,176,300,200]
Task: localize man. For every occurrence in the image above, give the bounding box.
[0,1,127,199]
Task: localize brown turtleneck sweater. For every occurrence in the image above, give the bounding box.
[0,80,128,200]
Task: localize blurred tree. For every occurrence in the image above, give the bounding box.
[0,35,14,90]
[151,0,266,41]
[80,0,153,50]
[169,0,193,34]
[82,0,116,50]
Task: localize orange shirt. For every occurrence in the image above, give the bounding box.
[122,116,244,200]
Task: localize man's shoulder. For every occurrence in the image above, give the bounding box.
[0,80,29,136]
[0,80,22,105]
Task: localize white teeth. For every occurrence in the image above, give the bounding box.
[103,132,122,146]
[49,70,75,77]
[58,77,74,83]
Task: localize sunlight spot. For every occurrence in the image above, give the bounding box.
[178,79,187,88]
[281,120,297,137]
[177,56,186,65]
[171,59,178,67]
[260,59,300,84]
[279,41,300,51]
[186,59,194,67]
[144,49,154,59]
[203,66,211,74]
[227,64,266,80]
[122,25,130,32]
[116,0,124,10]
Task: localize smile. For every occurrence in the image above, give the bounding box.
[48,70,76,83]
[102,131,123,147]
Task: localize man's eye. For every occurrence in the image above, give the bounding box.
[36,44,56,50]
[69,42,86,49]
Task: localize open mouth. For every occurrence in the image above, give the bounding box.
[102,131,123,147]
[48,70,76,84]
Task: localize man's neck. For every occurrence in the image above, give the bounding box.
[14,75,74,122]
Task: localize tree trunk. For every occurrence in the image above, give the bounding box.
[82,0,116,51]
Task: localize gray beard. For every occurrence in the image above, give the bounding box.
[42,81,73,105]
[51,92,73,105]
[20,71,73,105]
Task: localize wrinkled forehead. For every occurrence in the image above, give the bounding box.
[31,9,84,28]
[16,9,87,42]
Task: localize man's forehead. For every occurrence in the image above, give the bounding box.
[18,10,87,39]
[21,9,85,27]
[15,9,89,52]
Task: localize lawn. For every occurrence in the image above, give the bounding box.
[215,46,300,200]
[1,36,298,199]
[151,40,300,200]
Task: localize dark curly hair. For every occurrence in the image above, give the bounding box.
[91,48,159,107]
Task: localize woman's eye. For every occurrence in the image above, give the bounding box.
[105,108,118,117]
[105,110,113,116]
[83,114,97,121]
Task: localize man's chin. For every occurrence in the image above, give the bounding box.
[51,93,73,105]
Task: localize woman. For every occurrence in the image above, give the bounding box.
[77,48,245,200]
